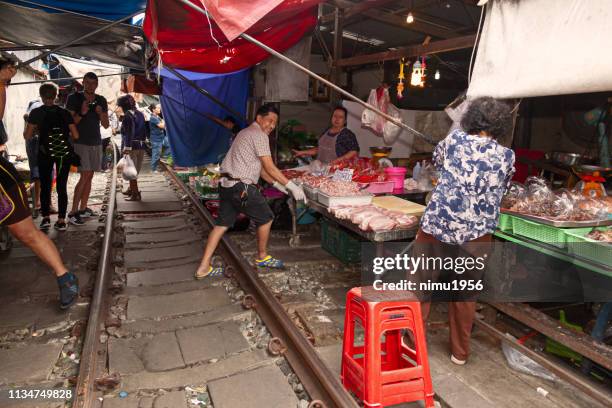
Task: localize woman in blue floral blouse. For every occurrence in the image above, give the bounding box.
[416,97,515,365]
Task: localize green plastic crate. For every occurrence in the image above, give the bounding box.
[320,218,361,263]
[563,227,612,266]
[497,213,513,232]
[545,310,583,362]
[511,217,569,249]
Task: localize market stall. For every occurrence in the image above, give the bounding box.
[280,156,429,258]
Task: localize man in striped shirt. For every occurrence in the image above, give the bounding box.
[195,104,305,278]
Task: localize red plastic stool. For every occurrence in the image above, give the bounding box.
[341,286,435,407]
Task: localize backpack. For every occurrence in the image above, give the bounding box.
[39,107,80,166]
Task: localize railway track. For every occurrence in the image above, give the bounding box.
[67,153,357,408]
[1,147,608,408]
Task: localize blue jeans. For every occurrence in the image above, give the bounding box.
[151,136,170,171]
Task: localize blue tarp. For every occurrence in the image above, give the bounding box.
[160,69,250,167]
[11,0,146,20]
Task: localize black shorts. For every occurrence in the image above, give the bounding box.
[216,183,274,228]
[0,183,31,225]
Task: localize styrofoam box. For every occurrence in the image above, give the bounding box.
[317,191,373,207]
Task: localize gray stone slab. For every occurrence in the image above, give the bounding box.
[122,217,189,230]
[125,255,202,272]
[153,391,188,408]
[134,193,181,203]
[0,301,88,333]
[117,200,184,213]
[124,244,202,266]
[127,287,231,320]
[118,304,247,336]
[316,343,342,376]
[108,338,146,375]
[125,230,200,244]
[0,344,62,384]
[102,396,140,408]
[121,350,271,391]
[141,332,185,372]
[124,280,219,298]
[177,321,249,365]
[126,263,200,287]
[208,365,298,408]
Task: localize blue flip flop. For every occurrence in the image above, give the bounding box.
[195,266,224,280]
[255,255,284,269]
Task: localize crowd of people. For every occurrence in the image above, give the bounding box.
[0,56,171,309]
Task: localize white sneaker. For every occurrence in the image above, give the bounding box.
[450,355,466,365]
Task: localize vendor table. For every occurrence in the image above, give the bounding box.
[494,230,612,278]
[288,197,418,257]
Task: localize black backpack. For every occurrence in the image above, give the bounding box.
[39,107,80,166]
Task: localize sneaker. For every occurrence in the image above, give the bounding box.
[80,207,97,218]
[40,217,51,231]
[68,212,85,226]
[54,221,67,231]
[450,355,467,366]
[57,272,79,310]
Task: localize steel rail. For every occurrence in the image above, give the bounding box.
[72,140,118,408]
[474,318,612,406]
[162,163,359,408]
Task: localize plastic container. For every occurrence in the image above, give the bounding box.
[511,217,569,249]
[320,218,361,263]
[497,213,514,232]
[384,167,407,190]
[317,191,373,207]
[563,227,612,266]
[358,181,395,194]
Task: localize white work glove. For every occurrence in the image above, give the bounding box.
[272,181,288,194]
[286,181,307,203]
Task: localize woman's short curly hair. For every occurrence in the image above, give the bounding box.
[460,97,512,140]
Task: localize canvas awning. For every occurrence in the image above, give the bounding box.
[0,1,145,68]
[468,0,612,98]
[143,0,320,73]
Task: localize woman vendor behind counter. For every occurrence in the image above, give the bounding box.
[293,106,359,165]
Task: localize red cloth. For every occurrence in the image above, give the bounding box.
[144,0,319,73]
[513,148,545,183]
[199,0,284,42]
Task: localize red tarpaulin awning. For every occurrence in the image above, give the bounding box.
[143,0,319,73]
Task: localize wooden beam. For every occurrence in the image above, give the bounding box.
[343,0,399,20]
[363,8,455,38]
[490,302,612,372]
[335,34,475,67]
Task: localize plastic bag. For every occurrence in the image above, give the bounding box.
[382,104,402,144]
[415,161,435,191]
[501,335,557,382]
[121,155,137,181]
[362,88,388,136]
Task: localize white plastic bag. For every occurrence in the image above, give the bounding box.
[121,155,138,181]
[361,88,389,136]
[383,104,402,144]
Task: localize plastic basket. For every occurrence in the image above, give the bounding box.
[320,218,361,263]
[358,181,395,194]
[497,213,514,232]
[511,217,569,248]
[563,227,612,266]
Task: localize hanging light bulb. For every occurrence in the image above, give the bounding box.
[406,12,414,24]
[434,69,440,80]
[410,60,423,87]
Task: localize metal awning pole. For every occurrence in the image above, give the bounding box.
[0,0,140,26]
[9,72,128,86]
[18,9,144,68]
[164,65,247,123]
[174,0,435,145]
